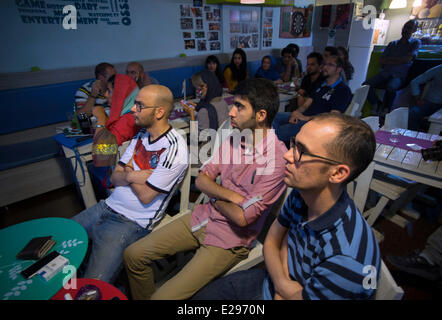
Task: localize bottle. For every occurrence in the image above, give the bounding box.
[77,112,92,134]
[71,103,81,129]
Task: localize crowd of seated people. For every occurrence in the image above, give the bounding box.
[66,30,440,300]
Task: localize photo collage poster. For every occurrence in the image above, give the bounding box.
[229,7,260,50]
[180,1,221,52]
[262,9,273,48]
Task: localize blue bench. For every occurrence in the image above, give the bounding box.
[0,59,263,206]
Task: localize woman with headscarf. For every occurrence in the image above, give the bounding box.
[89,74,141,198]
[255,55,282,83]
[93,74,141,145]
[180,69,229,132]
[223,48,248,92]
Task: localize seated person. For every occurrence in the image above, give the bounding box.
[408,64,442,132]
[337,46,355,83]
[273,54,352,143]
[276,46,301,83]
[296,52,325,108]
[193,113,381,300]
[364,20,420,115]
[205,55,225,88]
[323,46,338,60]
[126,62,152,88]
[72,85,189,284]
[94,74,141,146]
[123,78,288,300]
[285,43,303,75]
[388,225,442,281]
[223,48,248,92]
[255,55,282,83]
[75,62,115,116]
[180,70,229,132]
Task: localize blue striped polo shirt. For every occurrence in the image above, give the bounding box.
[263,189,381,300]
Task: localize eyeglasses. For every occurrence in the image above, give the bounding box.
[134,101,158,112]
[323,63,337,68]
[290,137,343,165]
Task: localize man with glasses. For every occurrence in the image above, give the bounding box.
[71,85,189,284]
[123,78,287,300]
[194,113,380,300]
[126,61,152,89]
[272,54,352,143]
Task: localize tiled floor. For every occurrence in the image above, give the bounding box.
[1,184,441,300]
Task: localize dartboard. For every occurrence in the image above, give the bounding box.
[291,11,305,36]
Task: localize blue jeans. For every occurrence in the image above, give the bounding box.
[364,70,403,113]
[192,268,267,300]
[272,112,307,143]
[72,200,150,283]
[409,101,442,132]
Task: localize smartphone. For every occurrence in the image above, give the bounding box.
[180,100,194,108]
[21,251,60,279]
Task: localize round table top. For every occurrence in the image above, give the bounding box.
[51,278,127,300]
[0,217,88,300]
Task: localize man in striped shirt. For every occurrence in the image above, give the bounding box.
[72,85,188,284]
[74,62,116,116]
[194,113,381,300]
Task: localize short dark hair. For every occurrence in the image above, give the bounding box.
[286,43,300,56]
[324,46,338,56]
[233,78,279,128]
[281,47,294,57]
[312,113,376,183]
[307,52,323,65]
[95,62,114,79]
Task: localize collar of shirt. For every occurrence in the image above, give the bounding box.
[239,128,277,157]
[320,77,342,90]
[299,190,350,232]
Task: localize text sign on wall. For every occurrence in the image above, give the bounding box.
[15,0,132,26]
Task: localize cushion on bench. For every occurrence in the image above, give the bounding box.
[0,137,60,171]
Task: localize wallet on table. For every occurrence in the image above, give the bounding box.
[16,236,56,260]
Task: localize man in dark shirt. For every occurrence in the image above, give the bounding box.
[364,20,420,115]
[297,52,325,107]
[273,54,352,143]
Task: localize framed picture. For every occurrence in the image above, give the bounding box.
[185,39,195,49]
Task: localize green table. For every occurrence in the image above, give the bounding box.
[0,218,88,300]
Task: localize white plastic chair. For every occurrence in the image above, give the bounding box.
[362,116,380,133]
[345,85,370,118]
[384,107,409,130]
[374,260,404,300]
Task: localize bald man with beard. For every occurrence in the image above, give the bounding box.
[72,85,189,284]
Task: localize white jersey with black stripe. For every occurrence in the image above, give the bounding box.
[105,127,188,229]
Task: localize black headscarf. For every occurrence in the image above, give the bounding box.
[196,70,223,130]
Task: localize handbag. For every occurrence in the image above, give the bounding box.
[92,128,118,167]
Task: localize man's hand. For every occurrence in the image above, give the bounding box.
[289,110,309,124]
[126,169,154,185]
[91,80,104,97]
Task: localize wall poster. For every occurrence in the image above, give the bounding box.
[180,2,221,52]
[279,5,313,39]
[229,7,260,49]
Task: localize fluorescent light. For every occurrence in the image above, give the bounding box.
[412,0,422,7]
[240,0,265,4]
[389,0,407,9]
